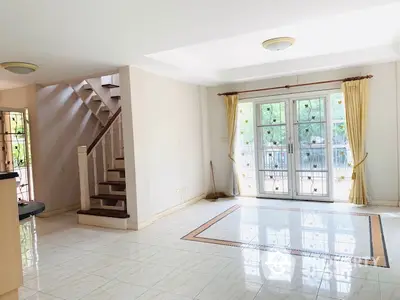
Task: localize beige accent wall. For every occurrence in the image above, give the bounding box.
[0,84,99,213]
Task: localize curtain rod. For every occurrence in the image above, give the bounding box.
[217,75,373,96]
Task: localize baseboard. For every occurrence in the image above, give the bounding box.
[368,200,399,207]
[78,214,128,230]
[131,193,206,230]
[37,203,80,218]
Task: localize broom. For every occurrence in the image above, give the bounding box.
[205,161,229,201]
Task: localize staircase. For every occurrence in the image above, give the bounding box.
[76,73,129,229]
[78,156,128,218]
[71,74,121,133]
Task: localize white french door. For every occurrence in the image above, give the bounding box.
[255,94,332,201]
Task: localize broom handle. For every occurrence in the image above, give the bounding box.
[210,161,217,197]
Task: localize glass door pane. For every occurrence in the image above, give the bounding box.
[256,100,291,197]
[292,97,329,198]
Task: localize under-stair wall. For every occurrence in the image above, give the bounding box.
[33,83,101,214]
[37,74,123,215]
[0,73,123,215]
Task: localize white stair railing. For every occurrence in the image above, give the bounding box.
[77,107,122,211]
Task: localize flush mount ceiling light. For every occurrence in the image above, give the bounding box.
[0,62,38,74]
[262,37,295,51]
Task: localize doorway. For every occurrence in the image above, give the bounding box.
[0,109,34,201]
[236,90,352,202]
[255,93,331,201]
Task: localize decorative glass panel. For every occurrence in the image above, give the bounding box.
[297,171,328,196]
[294,97,328,197]
[259,126,288,171]
[259,171,289,195]
[236,103,257,196]
[257,101,290,196]
[259,102,286,125]
[296,98,325,123]
[331,92,353,201]
[0,110,32,201]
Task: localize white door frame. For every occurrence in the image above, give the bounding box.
[254,98,293,199]
[253,90,337,202]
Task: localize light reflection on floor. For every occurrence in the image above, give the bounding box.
[18,198,400,300]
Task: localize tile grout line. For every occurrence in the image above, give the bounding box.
[314,258,329,300]
[192,259,235,299]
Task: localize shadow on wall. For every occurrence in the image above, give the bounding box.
[35,84,99,213]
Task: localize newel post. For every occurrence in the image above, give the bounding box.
[78,146,90,211]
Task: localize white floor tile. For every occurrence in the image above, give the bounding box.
[137,289,193,300]
[318,277,381,300]
[81,279,148,300]
[324,260,380,281]
[116,262,175,287]
[380,282,400,300]
[145,248,193,268]
[153,269,215,297]
[255,285,317,300]
[23,265,87,292]
[185,253,232,275]
[196,278,262,300]
[217,259,265,284]
[92,259,143,280]
[379,267,400,284]
[24,292,64,300]
[19,287,38,299]
[46,274,109,300]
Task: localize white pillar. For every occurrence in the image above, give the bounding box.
[119,66,139,229]
[77,146,90,211]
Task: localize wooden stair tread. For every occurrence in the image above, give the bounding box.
[91,194,126,201]
[111,95,121,99]
[77,208,129,218]
[99,181,125,186]
[108,168,125,172]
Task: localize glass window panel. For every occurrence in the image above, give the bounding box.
[296,98,325,123]
[259,102,286,125]
[236,103,257,196]
[297,171,328,196]
[330,92,353,201]
[259,170,289,194]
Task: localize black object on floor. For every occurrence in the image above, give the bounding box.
[19,201,45,221]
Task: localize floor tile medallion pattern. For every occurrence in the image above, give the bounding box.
[182,205,389,268]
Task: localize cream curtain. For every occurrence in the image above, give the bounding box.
[342,79,369,205]
[224,94,240,196]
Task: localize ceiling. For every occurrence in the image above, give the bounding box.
[1,0,400,88]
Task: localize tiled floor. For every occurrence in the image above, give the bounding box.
[183,204,388,267]
[19,198,400,300]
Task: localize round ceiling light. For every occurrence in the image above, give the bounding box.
[262,37,295,51]
[0,62,38,74]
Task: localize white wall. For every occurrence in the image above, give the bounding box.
[207,62,400,206]
[120,66,207,228]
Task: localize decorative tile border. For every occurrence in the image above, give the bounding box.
[181,205,389,268]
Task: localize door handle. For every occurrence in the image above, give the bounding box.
[288,143,294,154]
